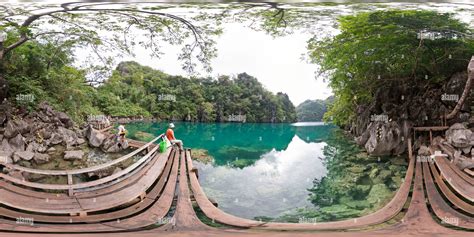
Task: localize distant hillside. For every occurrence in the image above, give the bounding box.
[296,96,334,122]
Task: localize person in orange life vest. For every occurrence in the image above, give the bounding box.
[166,123,183,151]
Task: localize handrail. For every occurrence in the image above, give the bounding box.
[0,144,163,190]
[99,126,114,133]
[0,135,162,176]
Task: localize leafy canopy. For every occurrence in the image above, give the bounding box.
[308,10,474,126]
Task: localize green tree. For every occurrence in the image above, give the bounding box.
[308,10,474,126]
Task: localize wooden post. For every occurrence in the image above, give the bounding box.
[408,138,413,161]
[429,129,433,145]
[191,167,199,179]
[67,174,74,196]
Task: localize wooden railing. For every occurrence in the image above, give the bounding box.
[0,135,163,195]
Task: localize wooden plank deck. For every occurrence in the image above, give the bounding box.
[0,148,177,232]
[422,161,474,229]
[0,136,471,236]
[187,146,415,231]
[429,161,474,214]
[433,155,474,202]
[429,146,474,214]
[374,160,464,235]
[159,149,211,231]
[0,147,170,215]
[436,142,474,185]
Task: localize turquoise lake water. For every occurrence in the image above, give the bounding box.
[125,122,407,221]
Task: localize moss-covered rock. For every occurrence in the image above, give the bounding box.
[229,158,255,168]
[319,204,362,220]
[134,131,155,142]
[367,183,392,205]
[191,149,214,164]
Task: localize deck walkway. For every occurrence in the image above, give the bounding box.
[0,129,472,236]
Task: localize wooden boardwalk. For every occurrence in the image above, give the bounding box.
[0,130,473,236]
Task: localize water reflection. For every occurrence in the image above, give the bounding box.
[126,122,406,220]
[194,135,327,219]
[126,121,336,166]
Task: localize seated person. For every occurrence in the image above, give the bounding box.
[117,124,127,147]
[166,123,183,151]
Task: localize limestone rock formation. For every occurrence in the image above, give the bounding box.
[356,121,405,156]
[86,125,106,148]
[63,150,85,160]
[445,123,473,154]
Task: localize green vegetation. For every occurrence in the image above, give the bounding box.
[262,130,407,222]
[308,10,474,126]
[3,39,296,124]
[98,62,297,123]
[3,39,101,123]
[296,96,334,122]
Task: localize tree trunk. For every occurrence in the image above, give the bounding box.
[0,74,7,103]
[0,48,7,103]
[445,56,474,120]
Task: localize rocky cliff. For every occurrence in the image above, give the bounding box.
[352,71,470,156]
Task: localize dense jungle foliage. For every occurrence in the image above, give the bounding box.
[3,40,296,124]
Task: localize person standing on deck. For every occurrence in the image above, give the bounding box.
[166,123,183,151]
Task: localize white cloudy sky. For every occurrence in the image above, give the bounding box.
[118,22,333,105]
[65,2,473,106]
